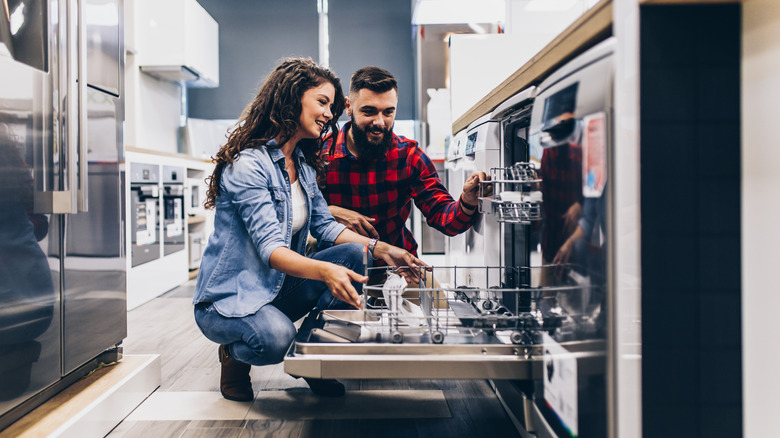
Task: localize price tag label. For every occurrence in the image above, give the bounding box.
[582,112,607,198]
[543,332,579,436]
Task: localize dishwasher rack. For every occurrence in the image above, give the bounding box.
[343,264,603,346]
[478,163,543,223]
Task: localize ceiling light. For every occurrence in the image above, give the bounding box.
[412,0,505,25]
[525,0,578,12]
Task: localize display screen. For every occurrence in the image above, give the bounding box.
[542,83,578,126]
[465,132,478,155]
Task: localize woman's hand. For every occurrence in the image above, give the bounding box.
[562,202,582,234]
[373,242,429,284]
[269,246,366,309]
[553,238,574,267]
[319,263,367,309]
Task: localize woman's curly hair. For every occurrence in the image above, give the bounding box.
[204,57,345,209]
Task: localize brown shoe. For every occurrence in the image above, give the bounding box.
[218,344,253,401]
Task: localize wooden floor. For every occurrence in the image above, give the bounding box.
[106,281,521,438]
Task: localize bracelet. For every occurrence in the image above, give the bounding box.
[367,238,379,260]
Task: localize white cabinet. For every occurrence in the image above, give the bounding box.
[125,147,214,310]
[135,0,219,87]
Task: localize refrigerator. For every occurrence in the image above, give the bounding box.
[0,0,126,428]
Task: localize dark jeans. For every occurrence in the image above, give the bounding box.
[194,242,369,366]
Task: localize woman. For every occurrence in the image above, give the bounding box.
[193,58,423,402]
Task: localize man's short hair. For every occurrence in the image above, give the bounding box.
[350,66,397,95]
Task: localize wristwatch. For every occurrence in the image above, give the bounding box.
[367,238,379,260]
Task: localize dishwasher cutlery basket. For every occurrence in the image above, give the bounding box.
[478,163,543,224]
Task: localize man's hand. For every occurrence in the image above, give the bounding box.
[461,171,490,208]
[329,205,379,238]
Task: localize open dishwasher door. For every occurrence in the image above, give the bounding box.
[284,265,605,382]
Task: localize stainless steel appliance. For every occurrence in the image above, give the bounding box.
[444,113,501,287]
[494,38,615,437]
[284,38,616,438]
[162,165,185,256]
[0,0,126,428]
[130,162,160,267]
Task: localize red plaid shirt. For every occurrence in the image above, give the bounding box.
[320,122,476,256]
[539,144,583,259]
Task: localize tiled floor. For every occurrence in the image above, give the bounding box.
[106,280,521,438]
[125,390,449,421]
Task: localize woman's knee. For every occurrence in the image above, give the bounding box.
[241,320,298,365]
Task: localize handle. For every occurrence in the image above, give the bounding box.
[31,0,81,214]
[77,0,88,212]
[64,0,79,213]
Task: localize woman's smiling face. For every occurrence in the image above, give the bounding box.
[298,81,336,140]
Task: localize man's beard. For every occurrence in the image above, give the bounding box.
[350,116,394,160]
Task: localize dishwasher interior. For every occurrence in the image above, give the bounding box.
[300,264,603,345]
[286,263,605,382]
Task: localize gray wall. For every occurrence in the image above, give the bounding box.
[329,0,415,120]
[188,0,415,121]
[188,0,320,120]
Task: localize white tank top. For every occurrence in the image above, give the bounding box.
[290,179,307,235]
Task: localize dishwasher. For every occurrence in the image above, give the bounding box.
[285,38,616,438]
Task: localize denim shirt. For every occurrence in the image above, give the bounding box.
[193,141,346,317]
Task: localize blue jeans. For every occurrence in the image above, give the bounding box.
[194,242,369,366]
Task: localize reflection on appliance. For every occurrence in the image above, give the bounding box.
[162,166,185,256]
[522,37,614,438]
[130,163,160,267]
[0,0,127,427]
[0,126,56,402]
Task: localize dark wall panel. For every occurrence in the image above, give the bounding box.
[640,5,742,438]
[328,0,415,120]
[189,0,320,119]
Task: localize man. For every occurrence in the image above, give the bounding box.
[319,66,488,264]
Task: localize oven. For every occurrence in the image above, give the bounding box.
[284,38,616,438]
[162,166,185,256]
[129,163,160,267]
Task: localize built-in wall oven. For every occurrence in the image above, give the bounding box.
[284,38,616,438]
[162,166,185,256]
[130,163,160,267]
